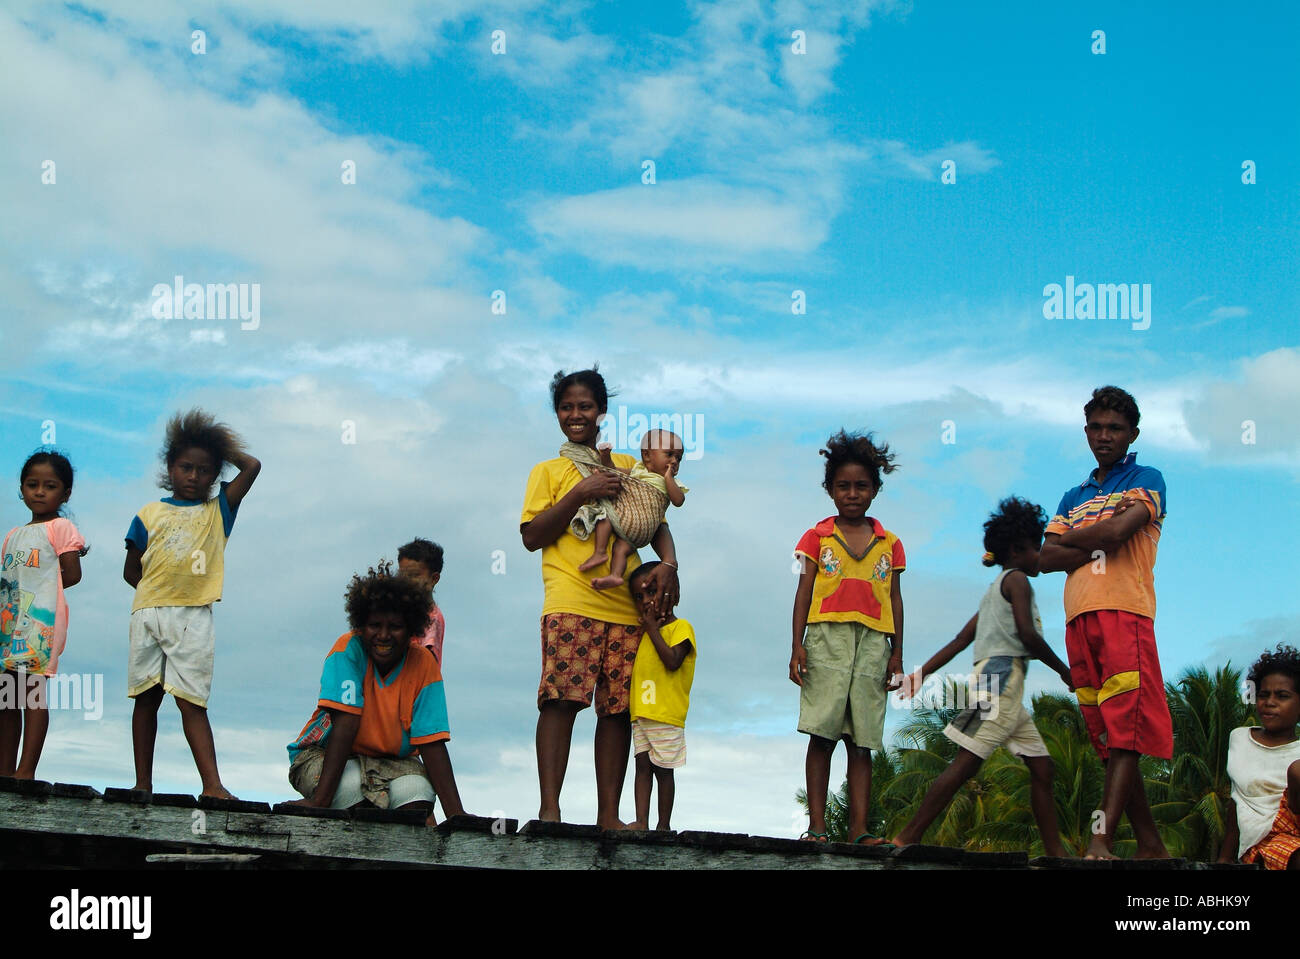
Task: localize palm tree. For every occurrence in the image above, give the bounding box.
[793,666,1258,861]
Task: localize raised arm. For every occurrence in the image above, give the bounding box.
[224,451,261,510]
[1004,571,1073,687]
[644,616,691,671]
[663,463,686,507]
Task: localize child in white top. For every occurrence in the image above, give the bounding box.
[1219,644,1300,869]
[891,497,1072,853]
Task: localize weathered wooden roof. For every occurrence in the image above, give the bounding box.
[0,777,1259,870]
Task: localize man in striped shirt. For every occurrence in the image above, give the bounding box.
[1039,386,1173,860]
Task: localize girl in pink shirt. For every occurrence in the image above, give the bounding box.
[0,450,87,778]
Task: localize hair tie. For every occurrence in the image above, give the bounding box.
[981,550,995,563]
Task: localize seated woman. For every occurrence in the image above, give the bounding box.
[285,562,466,824]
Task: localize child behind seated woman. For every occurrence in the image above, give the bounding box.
[568,429,688,591]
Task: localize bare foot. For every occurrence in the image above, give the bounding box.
[577,552,608,573]
[596,815,627,830]
[201,786,238,800]
[539,805,562,823]
[886,836,912,850]
[591,575,625,590]
[130,782,153,794]
[628,819,649,830]
[1084,836,1119,860]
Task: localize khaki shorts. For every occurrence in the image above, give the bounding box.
[797,620,891,749]
[289,745,434,810]
[944,657,1049,760]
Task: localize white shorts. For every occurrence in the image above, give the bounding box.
[632,718,686,768]
[128,605,215,707]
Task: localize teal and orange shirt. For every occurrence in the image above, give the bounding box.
[795,517,905,634]
[287,632,450,763]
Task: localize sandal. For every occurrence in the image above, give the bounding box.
[852,833,895,847]
[800,830,829,842]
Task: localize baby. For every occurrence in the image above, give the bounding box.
[570,429,687,590]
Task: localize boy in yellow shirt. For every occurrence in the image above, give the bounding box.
[627,561,696,830]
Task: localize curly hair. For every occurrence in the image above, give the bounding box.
[820,429,898,493]
[982,497,1048,567]
[550,367,613,414]
[397,538,444,575]
[158,408,247,491]
[1084,385,1140,430]
[1247,643,1300,694]
[344,561,433,637]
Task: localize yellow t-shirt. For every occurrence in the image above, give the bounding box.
[520,455,648,625]
[794,516,906,633]
[126,485,236,612]
[629,618,696,727]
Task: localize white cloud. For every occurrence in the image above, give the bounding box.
[528,178,831,268]
[1183,347,1300,466]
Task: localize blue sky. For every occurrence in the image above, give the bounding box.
[2,0,1297,834]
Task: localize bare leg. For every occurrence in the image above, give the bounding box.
[0,671,21,775]
[535,700,581,821]
[175,697,236,799]
[1126,768,1170,859]
[594,711,631,829]
[1024,755,1067,857]
[803,734,835,838]
[843,735,874,840]
[131,684,165,792]
[13,674,49,779]
[892,748,983,846]
[1087,748,1166,859]
[631,751,652,829]
[653,765,675,830]
[591,538,634,591]
[578,519,613,572]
